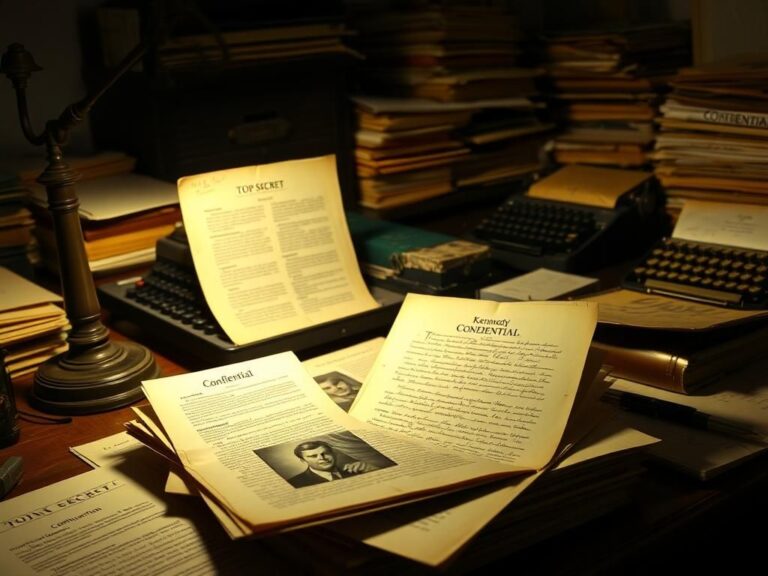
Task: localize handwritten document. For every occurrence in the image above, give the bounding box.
[672,199,768,251]
[177,155,378,345]
[352,294,598,470]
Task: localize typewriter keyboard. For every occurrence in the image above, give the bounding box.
[473,197,600,256]
[622,238,768,308]
[124,260,230,341]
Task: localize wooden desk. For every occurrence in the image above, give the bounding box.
[3,329,767,575]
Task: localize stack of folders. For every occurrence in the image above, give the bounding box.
[346,3,553,212]
[0,267,69,381]
[540,22,692,168]
[653,54,768,218]
[29,171,180,275]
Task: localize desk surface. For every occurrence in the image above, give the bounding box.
[3,327,767,575]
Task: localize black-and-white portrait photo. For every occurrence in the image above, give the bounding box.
[313,371,362,412]
[255,430,397,488]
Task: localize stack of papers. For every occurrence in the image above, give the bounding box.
[29,172,180,275]
[0,267,69,380]
[540,23,692,168]
[653,54,768,215]
[119,293,657,567]
[345,3,550,212]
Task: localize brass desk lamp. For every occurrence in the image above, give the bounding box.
[1,42,159,414]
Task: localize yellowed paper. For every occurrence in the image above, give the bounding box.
[177,155,378,345]
[0,267,62,311]
[352,294,598,469]
[582,288,768,330]
[527,164,650,208]
[672,199,768,251]
[140,351,525,536]
[0,467,279,575]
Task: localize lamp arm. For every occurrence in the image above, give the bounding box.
[51,41,148,146]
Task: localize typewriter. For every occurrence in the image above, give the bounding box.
[470,165,662,273]
[98,226,404,367]
[622,238,768,309]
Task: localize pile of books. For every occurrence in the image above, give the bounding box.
[29,169,180,276]
[0,267,69,381]
[540,23,691,168]
[652,55,768,218]
[347,3,553,212]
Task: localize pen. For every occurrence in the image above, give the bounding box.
[602,389,765,442]
[0,456,23,499]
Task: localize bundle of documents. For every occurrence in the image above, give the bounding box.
[352,96,548,211]
[29,172,180,275]
[0,267,69,381]
[540,23,691,168]
[346,3,551,212]
[121,293,658,568]
[652,54,768,216]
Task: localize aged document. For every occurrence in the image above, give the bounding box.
[0,467,279,576]
[526,164,650,209]
[177,155,378,345]
[351,294,599,469]
[582,288,768,330]
[672,199,768,251]
[138,350,526,537]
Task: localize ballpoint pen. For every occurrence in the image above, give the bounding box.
[602,389,766,442]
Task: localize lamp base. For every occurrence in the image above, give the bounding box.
[31,341,159,414]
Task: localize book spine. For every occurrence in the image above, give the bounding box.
[592,341,689,394]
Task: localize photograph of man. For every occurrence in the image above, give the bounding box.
[288,440,377,488]
[254,430,397,488]
[313,372,361,412]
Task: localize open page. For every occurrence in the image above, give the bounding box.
[140,351,529,536]
[351,293,598,470]
[177,155,378,345]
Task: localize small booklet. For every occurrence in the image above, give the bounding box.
[127,293,604,540]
